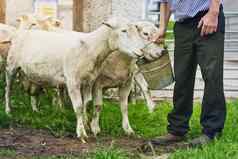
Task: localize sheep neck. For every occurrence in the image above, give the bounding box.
[88,25,115,73]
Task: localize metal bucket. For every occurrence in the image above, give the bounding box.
[137,49,174,90]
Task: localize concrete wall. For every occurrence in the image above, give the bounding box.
[112,0,144,21]
[82,0,111,32]
[82,0,144,32]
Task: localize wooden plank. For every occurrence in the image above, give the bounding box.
[0,0,5,23]
[73,0,84,31]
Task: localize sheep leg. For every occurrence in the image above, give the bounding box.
[119,81,135,135]
[90,83,102,136]
[30,84,40,112]
[128,82,137,104]
[5,66,16,114]
[31,96,39,112]
[67,81,88,142]
[82,86,92,129]
[134,73,155,113]
[56,87,65,109]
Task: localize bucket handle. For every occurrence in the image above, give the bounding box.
[140,62,171,73]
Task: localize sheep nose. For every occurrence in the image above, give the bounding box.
[140,48,145,53]
[161,49,168,55]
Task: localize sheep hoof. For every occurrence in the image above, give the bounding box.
[80,138,87,144]
[125,129,135,136]
[5,107,11,115]
[33,108,39,112]
[90,121,101,136]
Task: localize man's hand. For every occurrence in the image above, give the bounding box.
[198,0,220,37]
[151,27,166,44]
[198,11,219,37]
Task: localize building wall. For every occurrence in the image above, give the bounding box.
[5,0,144,31]
[82,0,144,32]
[224,0,238,12]
[5,0,73,30]
[111,0,144,21]
[82,0,111,32]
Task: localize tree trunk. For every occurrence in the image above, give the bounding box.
[73,0,83,31]
[0,0,5,23]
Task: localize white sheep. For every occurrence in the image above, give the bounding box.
[90,22,163,136]
[0,15,65,112]
[5,17,160,142]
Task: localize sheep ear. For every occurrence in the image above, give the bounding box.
[134,24,142,32]
[16,15,28,22]
[102,22,114,29]
[16,17,22,22]
[21,15,29,21]
[54,20,62,27]
[102,17,121,29]
[103,17,129,29]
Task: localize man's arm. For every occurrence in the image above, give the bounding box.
[198,0,221,36]
[153,2,171,44]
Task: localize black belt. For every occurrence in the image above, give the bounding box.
[177,10,208,24]
[177,5,223,24]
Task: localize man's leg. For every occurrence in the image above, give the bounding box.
[167,23,197,136]
[150,23,197,146]
[195,19,226,139]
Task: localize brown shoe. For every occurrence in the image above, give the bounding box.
[189,134,212,147]
[150,133,185,146]
[138,133,186,154]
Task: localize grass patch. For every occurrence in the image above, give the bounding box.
[0,148,130,159]
[86,148,130,159]
[170,100,238,159]
[0,149,17,158]
[0,79,238,158]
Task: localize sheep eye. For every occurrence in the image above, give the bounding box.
[143,32,149,36]
[121,29,127,33]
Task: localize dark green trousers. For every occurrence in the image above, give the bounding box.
[168,8,226,138]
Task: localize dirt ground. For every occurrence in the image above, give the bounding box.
[0,127,145,158]
[0,127,189,158]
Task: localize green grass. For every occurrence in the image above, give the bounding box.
[166,21,174,39]
[0,148,130,159]
[170,101,238,159]
[0,77,238,158]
